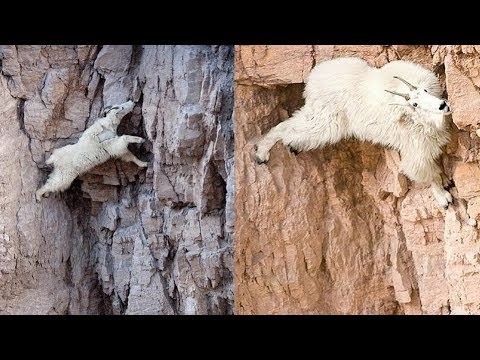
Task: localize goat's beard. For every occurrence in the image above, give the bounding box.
[411,109,449,130]
[432,114,449,130]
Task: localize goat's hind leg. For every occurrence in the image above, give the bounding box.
[36,184,49,202]
[254,120,295,164]
[35,168,76,202]
[254,109,344,164]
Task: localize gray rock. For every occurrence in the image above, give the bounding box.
[0,45,234,315]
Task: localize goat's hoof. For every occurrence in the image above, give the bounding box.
[288,146,300,156]
[138,161,148,168]
[447,192,453,204]
[436,189,453,209]
[252,145,269,164]
[442,177,453,189]
[441,191,453,209]
[254,155,266,165]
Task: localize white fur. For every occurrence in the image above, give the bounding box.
[254,57,453,208]
[36,100,148,201]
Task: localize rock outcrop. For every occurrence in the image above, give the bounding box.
[235,45,480,314]
[0,45,234,314]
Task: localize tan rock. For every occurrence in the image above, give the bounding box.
[445,54,480,130]
[453,162,480,199]
[235,45,480,314]
[235,45,314,86]
[466,197,480,221]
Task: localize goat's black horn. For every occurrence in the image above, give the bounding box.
[393,76,417,91]
[385,89,410,101]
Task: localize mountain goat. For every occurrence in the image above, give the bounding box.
[254,57,454,209]
[35,100,148,201]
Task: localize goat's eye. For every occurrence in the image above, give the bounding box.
[424,89,427,92]
[413,103,418,107]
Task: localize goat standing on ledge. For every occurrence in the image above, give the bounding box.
[35,100,148,202]
[254,57,453,209]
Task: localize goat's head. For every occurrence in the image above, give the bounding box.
[385,76,451,119]
[103,100,135,120]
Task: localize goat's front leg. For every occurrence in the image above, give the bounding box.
[428,162,453,209]
[102,135,145,158]
[123,135,145,144]
[401,156,453,209]
[120,150,148,168]
[431,174,453,209]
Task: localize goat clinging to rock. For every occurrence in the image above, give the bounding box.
[35,100,148,202]
[254,57,453,209]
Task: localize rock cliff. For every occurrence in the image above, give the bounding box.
[235,45,480,314]
[0,45,234,314]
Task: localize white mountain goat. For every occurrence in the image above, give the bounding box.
[254,57,454,208]
[35,100,148,201]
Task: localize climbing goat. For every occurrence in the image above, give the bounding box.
[35,100,147,201]
[254,57,453,208]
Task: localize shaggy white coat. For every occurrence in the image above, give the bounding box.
[36,100,147,201]
[254,57,453,208]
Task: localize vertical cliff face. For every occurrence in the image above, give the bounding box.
[0,45,234,314]
[235,45,480,315]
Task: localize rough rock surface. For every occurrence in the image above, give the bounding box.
[0,45,234,314]
[235,45,480,314]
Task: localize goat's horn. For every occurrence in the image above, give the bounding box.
[393,76,417,91]
[385,89,410,100]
